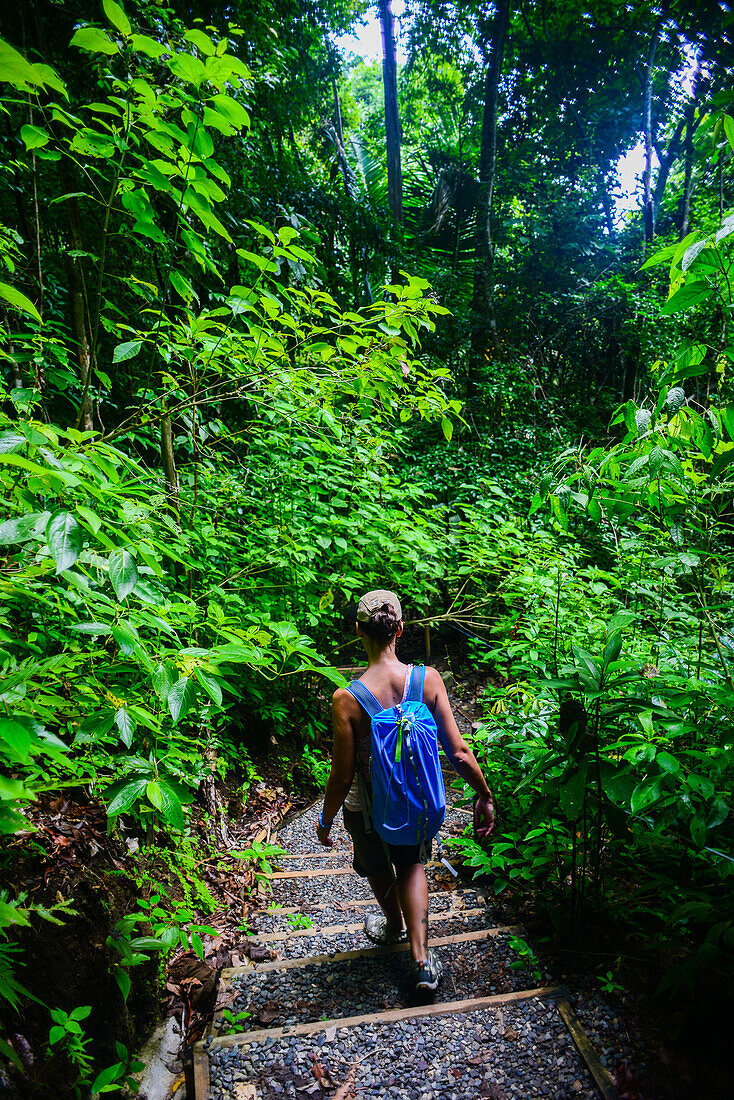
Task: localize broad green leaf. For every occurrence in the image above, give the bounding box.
[113,968,131,1001]
[195,667,223,706]
[102,0,131,36]
[0,281,41,323]
[46,511,82,573]
[184,29,215,55]
[157,782,185,830]
[711,444,734,479]
[92,1063,124,1092]
[106,778,146,816]
[0,431,26,453]
[130,34,166,58]
[681,240,707,272]
[630,779,661,814]
[114,708,135,748]
[715,214,734,245]
[167,52,207,87]
[656,751,680,774]
[111,620,139,655]
[146,780,163,811]
[0,719,31,762]
[0,511,47,545]
[70,27,120,55]
[69,622,112,635]
[441,416,453,442]
[108,549,138,600]
[168,677,195,723]
[640,244,676,270]
[112,340,142,363]
[152,663,176,702]
[661,283,713,316]
[20,124,49,150]
[724,114,734,154]
[602,632,622,669]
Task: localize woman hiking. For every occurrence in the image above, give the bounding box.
[316,589,495,995]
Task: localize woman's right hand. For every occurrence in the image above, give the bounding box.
[473,793,495,839]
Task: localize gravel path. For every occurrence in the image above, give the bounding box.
[243,909,498,960]
[213,935,551,1035]
[206,997,598,1099]
[247,888,488,934]
[200,736,623,1099]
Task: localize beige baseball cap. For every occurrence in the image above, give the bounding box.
[356,589,403,622]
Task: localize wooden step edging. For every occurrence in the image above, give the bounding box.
[205,983,561,1053]
[270,867,354,880]
[194,986,620,1100]
[557,996,622,1100]
[220,925,521,978]
[250,906,488,942]
[269,858,456,880]
[255,888,487,915]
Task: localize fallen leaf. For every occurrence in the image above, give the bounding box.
[257,1000,280,1024]
[331,1062,357,1099]
[248,941,270,962]
[312,1054,333,1088]
[323,1026,337,1042]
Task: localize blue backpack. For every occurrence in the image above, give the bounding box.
[346,664,446,847]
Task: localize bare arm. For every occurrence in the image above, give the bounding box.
[424,667,495,836]
[317,688,358,845]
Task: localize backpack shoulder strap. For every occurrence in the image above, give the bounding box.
[407,664,426,702]
[346,680,383,718]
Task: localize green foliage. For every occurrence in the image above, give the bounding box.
[47,1006,94,1093]
[287,912,315,930]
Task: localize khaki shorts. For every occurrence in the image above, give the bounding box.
[342,807,431,878]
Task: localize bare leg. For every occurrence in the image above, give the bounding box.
[368,871,404,931]
[395,862,429,962]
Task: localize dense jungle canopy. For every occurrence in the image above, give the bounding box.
[0,0,733,1094]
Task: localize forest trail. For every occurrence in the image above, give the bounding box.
[192,778,622,1100]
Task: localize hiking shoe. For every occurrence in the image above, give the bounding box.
[414,950,443,994]
[363,912,407,945]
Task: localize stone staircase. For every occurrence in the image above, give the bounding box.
[193,798,621,1100]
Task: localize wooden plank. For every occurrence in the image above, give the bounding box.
[270,858,450,880]
[257,888,486,915]
[193,1040,210,1099]
[270,867,354,880]
[221,925,520,977]
[251,906,489,942]
[557,998,622,1100]
[276,851,348,860]
[208,985,560,1048]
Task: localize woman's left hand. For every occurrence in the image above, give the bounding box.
[316,821,333,847]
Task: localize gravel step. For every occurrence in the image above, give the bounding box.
[203,990,601,1100]
[250,886,489,929]
[242,908,499,960]
[211,929,550,1036]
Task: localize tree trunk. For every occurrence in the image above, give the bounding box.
[680,51,704,239]
[469,0,511,402]
[378,0,403,224]
[640,19,662,245]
